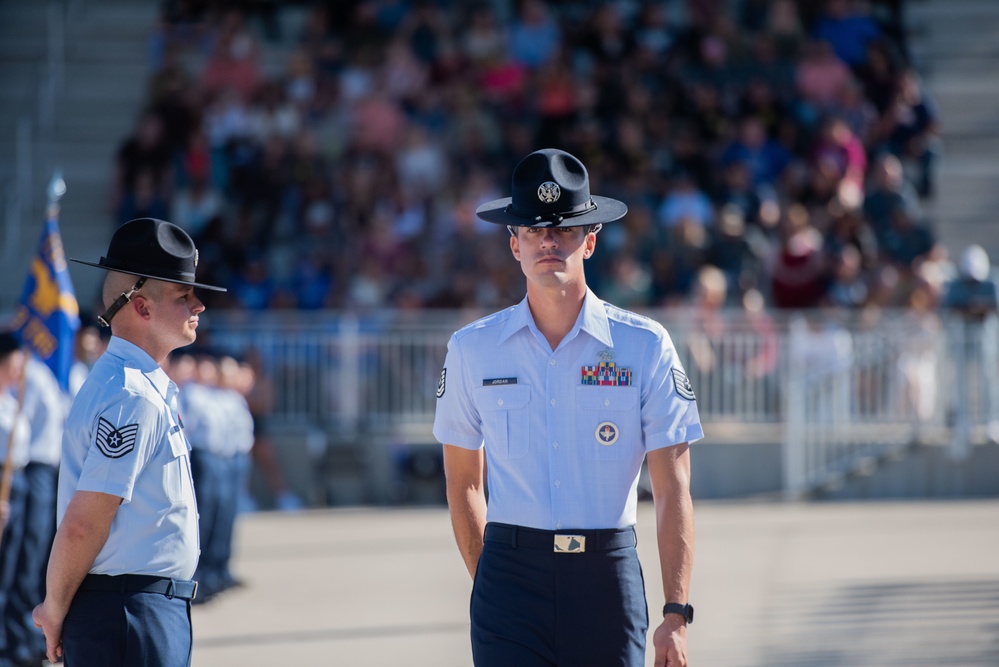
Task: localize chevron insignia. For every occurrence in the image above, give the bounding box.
[672,368,695,401]
[95,417,139,459]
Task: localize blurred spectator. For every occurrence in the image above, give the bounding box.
[879,207,935,268]
[707,204,762,295]
[659,171,713,229]
[0,333,29,659]
[813,0,883,70]
[113,112,173,222]
[508,0,561,70]
[201,9,262,102]
[942,245,999,448]
[171,156,224,239]
[943,245,999,321]
[825,244,869,308]
[795,40,852,120]
[863,152,920,246]
[720,115,792,187]
[770,204,828,308]
[873,68,941,198]
[120,0,940,315]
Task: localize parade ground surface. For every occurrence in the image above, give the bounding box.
[191,499,999,667]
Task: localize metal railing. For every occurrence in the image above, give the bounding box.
[205,308,999,498]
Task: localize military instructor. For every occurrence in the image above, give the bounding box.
[33,218,225,666]
[434,149,702,666]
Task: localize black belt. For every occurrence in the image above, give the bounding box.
[484,523,636,553]
[80,574,198,600]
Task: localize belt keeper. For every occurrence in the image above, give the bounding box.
[511,525,517,548]
[165,580,175,599]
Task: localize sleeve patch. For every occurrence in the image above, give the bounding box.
[672,368,696,401]
[95,417,140,458]
[436,368,447,398]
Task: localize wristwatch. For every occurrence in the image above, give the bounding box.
[663,603,694,624]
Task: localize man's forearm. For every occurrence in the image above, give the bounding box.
[656,485,694,605]
[44,491,119,616]
[648,444,694,605]
[447,485,487,579]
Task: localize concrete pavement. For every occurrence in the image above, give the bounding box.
[191,499,999,667]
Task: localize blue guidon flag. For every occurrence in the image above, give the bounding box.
[11,214,80,392]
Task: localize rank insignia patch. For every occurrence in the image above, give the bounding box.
[436,368,447,398]
[95,417,139,459]
[672,368,695,400]
[595,421,620,446]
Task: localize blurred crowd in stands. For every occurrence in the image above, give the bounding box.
[107,0,957,317]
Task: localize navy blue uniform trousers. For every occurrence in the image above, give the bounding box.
[471,523,648,667]
[62,588,192,667]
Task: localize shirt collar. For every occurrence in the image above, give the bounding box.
[105,336,174,399]
[498,288,614,349]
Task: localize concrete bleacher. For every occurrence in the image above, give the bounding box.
[0,0,157,314]
[909,0,999,263]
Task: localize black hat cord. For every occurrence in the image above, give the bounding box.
[98,276,148,328]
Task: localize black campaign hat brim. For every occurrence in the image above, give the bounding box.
[69,258,228,292]
[476,194,628,227]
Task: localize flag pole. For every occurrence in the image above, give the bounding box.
[0,172,66,543]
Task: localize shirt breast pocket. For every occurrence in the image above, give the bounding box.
[473,385,531,459]
[575,386,641,461]
[165,430,195,505]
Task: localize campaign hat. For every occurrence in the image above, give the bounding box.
[71,218,226,292]
[476,148,627,227]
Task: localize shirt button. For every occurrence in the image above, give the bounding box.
[554,480,561,488]
[550,399,557,406]
[552,441,559,449]
[550,359,557,366]
[604,399,610,406]
[497,399,504,406]
[556,522,563,529]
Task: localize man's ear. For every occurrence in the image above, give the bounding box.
[510,232,521,261]
[583,230,597,259]
[132,295,152,320]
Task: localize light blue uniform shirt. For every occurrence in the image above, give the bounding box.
[23,356,68,466]
[0,391,30,470]
[59,336,199,580]
[180,382,230,456]
[434,289,703,531]
[222,389,255,456]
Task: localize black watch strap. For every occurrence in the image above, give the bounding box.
[663,603,694,624]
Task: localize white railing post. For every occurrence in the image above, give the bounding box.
[338,315,361,430]
[783,315,807,499]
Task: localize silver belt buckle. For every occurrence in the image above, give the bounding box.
[553,534,586,553]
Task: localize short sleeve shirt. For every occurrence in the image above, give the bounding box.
[58,337,199,580]
[433,289,703,530]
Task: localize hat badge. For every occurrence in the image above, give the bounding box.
[537,181,561,204]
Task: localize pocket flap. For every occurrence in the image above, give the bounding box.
[576,386,639,410]
[474,384,532,411]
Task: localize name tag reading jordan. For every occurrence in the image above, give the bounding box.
[483,377,518,386]
[96,417,139,459]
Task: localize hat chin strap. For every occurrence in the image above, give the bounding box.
[98,276,148,327]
